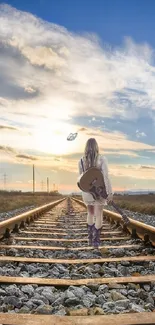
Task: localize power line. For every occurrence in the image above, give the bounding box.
[1,173,7,190]
[41,180,45,191]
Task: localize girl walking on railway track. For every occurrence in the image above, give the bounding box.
[78,138,113,248]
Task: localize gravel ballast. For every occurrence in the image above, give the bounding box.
[0,200,155,317]
[0,283,154,315]
[0,260,154,279]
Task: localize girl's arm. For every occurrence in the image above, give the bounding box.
[78,159,83,175]
[101,156,113,198]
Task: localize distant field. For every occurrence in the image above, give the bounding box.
[114,194,155,215]
[73,194,155,215]
[0,194,65,213]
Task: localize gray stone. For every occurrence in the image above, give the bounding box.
[35,287,44,295]
[24,301,35,310]
[128,296,140,303]
[8,248,18,256]
[143,284,151,292]
[56,265,68,274]
[115,299,130,309]
[52,296,65,307]
[27,265,38,273]
[111,290,126,301]
[54,306,67,316]
[103,267,115,276]
[96,294,105,305]
[4,296,22,308]
[71,273,85,279]
[82,297,93,308]
[94,264,102,272]
[144,303,154,311]
[65,290,75,300]
[51,266,60,276]
[129,303,145,313]
[65,297,81,306]
[112,249,125,257]
[0,304,8,312]
[102,302,116,310]
[6,285,21,297]
[137,289,148,300]
[121,261,130,266]
[32,293,49,305]
[20,272,30,277]
[70,287,85,298]
[34,304,53,314]
[146,295,154,305]
[120,289,128,296]
[16,267,22,274]
[18,306,30,314]
[31,299,46,306]
[86,293,96,304]
[84,267,93,275]
[127,283,139,290]
[98,285,108,293]
[21,285,34,296]
[41,291,55,303]
[81,286,90,293]
[0,288,6,296]
[35,272,49,278]
[128,290,137,297]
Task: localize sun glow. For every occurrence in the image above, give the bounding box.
[33,121,79,155]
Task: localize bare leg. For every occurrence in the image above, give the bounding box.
[87,205,95,246]
[94,205,103,229]
[92,204,103,248]
[87,205,94,225]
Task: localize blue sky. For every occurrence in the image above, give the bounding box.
[0,0,155,193]
[3,0,155,47]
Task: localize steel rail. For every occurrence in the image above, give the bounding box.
[72,197,155,246]
[0,197,155,324]
[0,198,65,238]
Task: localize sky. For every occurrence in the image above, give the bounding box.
[0,0,155,193]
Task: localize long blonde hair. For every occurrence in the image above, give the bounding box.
[84,138,99,170]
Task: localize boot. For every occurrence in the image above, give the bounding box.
[92,226,102,248]
[87,224,95,246]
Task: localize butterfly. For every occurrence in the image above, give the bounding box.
[67,133,78,141]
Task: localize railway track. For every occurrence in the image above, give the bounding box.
[0,197,155,324]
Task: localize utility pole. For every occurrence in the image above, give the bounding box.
[47,177,49,194]
[53,183,55,192]
[33,164,35,194]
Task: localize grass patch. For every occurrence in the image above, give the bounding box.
[73,194,155,215]
[0,193,65,213]
[113,194,155,215]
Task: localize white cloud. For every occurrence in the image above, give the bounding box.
[104,150,149,158]
[109,164,155,180]
[1,3,155,192]
[0,3,155,129]
[136,130,147,138]
[1,123,155,160]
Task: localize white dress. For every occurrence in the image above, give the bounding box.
[78,155,113,206]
